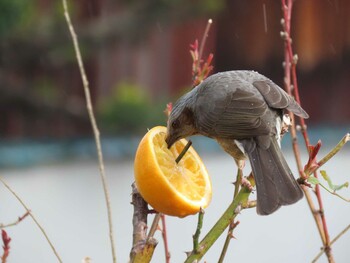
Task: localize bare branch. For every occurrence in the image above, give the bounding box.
[0,211,30,229]
[61,1,117,262]
[0,177,62,262]
[312,224,350,262]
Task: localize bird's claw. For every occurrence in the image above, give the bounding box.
[241,177,253,192]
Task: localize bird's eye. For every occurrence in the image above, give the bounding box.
[172,120,179,129]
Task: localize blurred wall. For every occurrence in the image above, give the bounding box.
[1,0,349,139]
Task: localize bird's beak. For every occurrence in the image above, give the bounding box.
[165,134,176,149]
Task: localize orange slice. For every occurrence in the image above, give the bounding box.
[134,126,212,217]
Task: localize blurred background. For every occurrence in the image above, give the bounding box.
[1,0,350,166]
[1,1,350,262]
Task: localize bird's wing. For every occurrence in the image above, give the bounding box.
[195,82,274,139]
[253,80,309,118]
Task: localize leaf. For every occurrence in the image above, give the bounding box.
[307,176,320,185]
[320,170,349,192]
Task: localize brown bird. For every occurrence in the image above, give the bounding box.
[165,70,309,215]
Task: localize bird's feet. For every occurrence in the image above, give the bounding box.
[241,177,253,192]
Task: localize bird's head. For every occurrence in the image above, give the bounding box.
[165,101,196,149]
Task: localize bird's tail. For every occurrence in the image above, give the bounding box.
[243,137,303,215]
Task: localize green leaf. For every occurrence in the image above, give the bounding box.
[320,170,349,192]
[307,176,320,185]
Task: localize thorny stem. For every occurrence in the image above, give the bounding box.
[233,167,243,198]
[218,221,240,263]
[61,1,117,262]
[160,215,171,263]
[184,185,252,263]
[0,177,62,262]
[193,208,205,253]
[175,140,192,164]
[281,1,334,262]
[218,166,243,262]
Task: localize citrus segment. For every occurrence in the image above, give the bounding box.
[134,126,212,217]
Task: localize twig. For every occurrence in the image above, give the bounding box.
[316,133,350,171]
[281,1,334,262]
[0,177,62,262]
[184,184,252,262]
[193,208,205,253]
[61,1,117,262]
[218,166,243,262]
[160,215,171,263]
[191,20,214,87]
[197,18,213,71]
[312,224,350,262]
[316,182,350,202]
[130,183,149,247]
[147,213,161,241]
[130,184,158,263]
[0,211,30,229]
[175,140,192,164]
[218,220,240,263]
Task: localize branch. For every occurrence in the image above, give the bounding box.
[0,211,30,229]
[218,220,239,263]
[184,185,252,262]
[160,215,171,263]
[281,1,334,262]
[61,1,117,262]
[0,177,62,262]
[316,133,350,171]
[192,208,205,253]
[312,224,350,263]
[129,184,158,263]
[218,166,244,262]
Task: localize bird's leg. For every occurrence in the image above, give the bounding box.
[241,177,253,192]
[233,159,245,197]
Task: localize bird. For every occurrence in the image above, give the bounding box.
[165,70,309,215]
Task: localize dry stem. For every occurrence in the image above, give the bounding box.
[0,211,30,229]
[61,1,117,262]
[312,224,350,262]
[281,0,334,261]
[0,177,62,262]
[130,184,158,263]
[160,215,171,263]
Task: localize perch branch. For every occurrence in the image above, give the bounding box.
[130,184,158,263]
